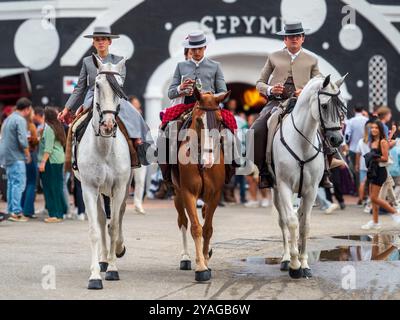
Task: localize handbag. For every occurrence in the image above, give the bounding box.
[378,155,394,167]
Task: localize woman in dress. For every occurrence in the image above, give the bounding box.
[362,120,400,230]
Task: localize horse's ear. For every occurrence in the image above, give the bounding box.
[193,86,202,101]
[92,53,102,70]
[322,74,331,89]
[215,90,231,104]
[335,73,348,88]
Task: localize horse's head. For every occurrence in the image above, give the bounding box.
[309,74,348,148]
[92,54,126,137]
[192,87,231,132]
[192,87,231,168]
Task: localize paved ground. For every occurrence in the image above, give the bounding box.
[1,195,400,300]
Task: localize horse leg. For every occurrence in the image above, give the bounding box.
[116,172,132,258]
[82,188,103,290]
[273,190,290,271]
[175,190,191,270]
[105,190,126,281]
[181,190,210,281]
[298,192,315,278]
[202,191,220,270]
[97,196,108,273]
[278,184,302,279]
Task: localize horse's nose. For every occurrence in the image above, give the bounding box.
[329,133,343,148]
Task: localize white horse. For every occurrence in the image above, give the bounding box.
[74,55,132,290]
[271,74,347,279]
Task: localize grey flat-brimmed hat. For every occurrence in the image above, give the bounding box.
[276,22,310,36]
[182,31,209,49]
[84,26,120,39]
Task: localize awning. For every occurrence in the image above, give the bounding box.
[0,67,29,79]
[0,67,31,93]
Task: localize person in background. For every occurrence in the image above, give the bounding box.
[128,95,148,214]
[33,106,45,133]
[316,187,339,214]
[38,107,67,223]
[21,107,39,218]
[0,98,32,222]
[361,120,400,230]
[376,106,395,140]
[355,123,371,206]
[344,104,368,195]
[244,114,271,208]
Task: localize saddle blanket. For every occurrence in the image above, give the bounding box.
[160,103,238,132]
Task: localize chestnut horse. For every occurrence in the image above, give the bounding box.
[172,88,231,282]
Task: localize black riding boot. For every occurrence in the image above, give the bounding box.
[319,153,334,188]
[259,166,275,189]
[132,138,152,166]
[319,170,333,188]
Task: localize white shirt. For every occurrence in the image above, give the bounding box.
[345,113,369,152]
[266,48,302,96]
[356,138,370,171]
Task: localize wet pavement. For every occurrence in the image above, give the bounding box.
[1,195,400,300]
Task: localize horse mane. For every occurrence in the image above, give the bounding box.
[295,76,325,107]
[105,73,128,100]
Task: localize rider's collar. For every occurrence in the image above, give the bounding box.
[285,48,302,61]
[191,57,205,67]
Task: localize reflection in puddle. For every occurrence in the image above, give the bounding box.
[241,234,400,264]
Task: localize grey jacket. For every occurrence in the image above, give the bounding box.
[0,112,28,166]
[65,54,125,111]
[168,57,227,99]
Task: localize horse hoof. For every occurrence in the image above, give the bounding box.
[302,268,313,278]
[195,269,212,282]
[180,260,192,270]
[116,246,126,258]
[99,262,108,273]
[209,248,213,258]
[280,260,290,271]
[288,267,303,279]
[105,271,120,281]
[88,279,103,290]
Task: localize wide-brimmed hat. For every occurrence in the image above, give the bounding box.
[276,22,310,36]
[182,31,209,49]
[84,26,120,39]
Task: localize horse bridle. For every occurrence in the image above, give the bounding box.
[94,71,123,138]
[279,89,344,198]
[317,89,344,133]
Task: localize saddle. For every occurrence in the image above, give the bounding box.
[159,108,236,187]
[265,97,297,182]
[65,108,140,172]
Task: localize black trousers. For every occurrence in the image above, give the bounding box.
[249,101,279,174]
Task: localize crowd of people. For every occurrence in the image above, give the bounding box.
[0,95,147,223]
[1,95,400,231]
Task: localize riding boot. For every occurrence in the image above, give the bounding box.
[132,138,151,166]
[319,154,334,188]
[259,165,275,189]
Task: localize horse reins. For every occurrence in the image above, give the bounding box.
[279,89,344,198]
[94,71,127,138]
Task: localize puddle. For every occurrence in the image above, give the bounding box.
[241,234,400,264]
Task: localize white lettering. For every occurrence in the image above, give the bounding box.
[241,16,257,34]
[216,16,227,34]
[229,16,240,34]
[260,16,277,34]
[200,16,214,32]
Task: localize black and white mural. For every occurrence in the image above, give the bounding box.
[0,0,400,128]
